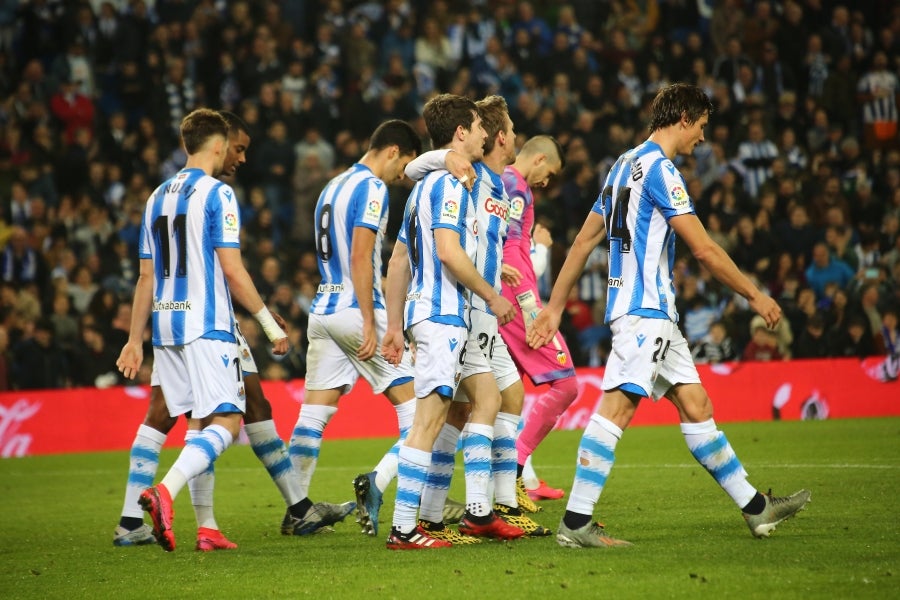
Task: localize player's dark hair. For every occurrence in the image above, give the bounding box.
[219,110,251,138]
[369,119,422,156]
[475,95,509,155]
[181,108,228,155]
[422,93,478,149]
[648,83,714,133]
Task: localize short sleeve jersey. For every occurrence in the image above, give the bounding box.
[311,163,389,315]
[399,169,475,328]
[591,140,695,324]
[139,168,239,346]
[469,161,510,314]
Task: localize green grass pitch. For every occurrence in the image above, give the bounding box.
[1,417,897,599]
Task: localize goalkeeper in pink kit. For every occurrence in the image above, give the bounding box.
[498,135,578,508]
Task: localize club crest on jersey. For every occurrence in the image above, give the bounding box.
[509,196,524,219]
[224,212,239,235]
[556,351,567,365]
[364,198,382,222]
[441,199,459,220]
[669,184,689,209]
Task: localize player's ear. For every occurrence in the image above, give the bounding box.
[534,153,546,167]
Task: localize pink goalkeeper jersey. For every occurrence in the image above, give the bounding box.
[500,166,536,299]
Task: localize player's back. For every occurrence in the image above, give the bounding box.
[311,163,389,315]
[599,140,693,324]
[469,161,510,314]
[141,168,238,346]
[400,169,473,328]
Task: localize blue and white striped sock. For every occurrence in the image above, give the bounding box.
[566,414,621,517]
[373,398,416,492]
[492,412,520,507]
[163,424,233,499]
[419,423,460,523]
[682,419,756,508]
[246,419,303,506]
[462,422,494,517]
[185,429,218,529]
[394,445,432,534]
[289,404,337,498]
[121,424,165,519]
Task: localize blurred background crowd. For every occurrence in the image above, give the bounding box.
[0,0,898,390]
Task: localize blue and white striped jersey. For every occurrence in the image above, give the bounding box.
[469,161,510,315]
[310,163,389,315]
[139,168,239,346]
[398,169,475,328]
[591,140,695,324]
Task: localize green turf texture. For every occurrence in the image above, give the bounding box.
[1,417,897,599]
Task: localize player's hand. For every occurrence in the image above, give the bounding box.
[749,294,782,330]
[381,328,405,366]
[116,342,143,380]
[357,319,377,361]
[272,336,289,356]
[488,294,516,326]
[272,312,289,334]
[533,223,553,248]
[445,151,476,191]
[527,308,562,349]
[500,264,522,287]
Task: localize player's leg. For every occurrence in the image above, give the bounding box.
[354,380,416,537]
[500,312,577,503]
[666,381,811,538]
[237,321,306,521]
[114,383,177,546]
[139,341,243,551]
[415,399,481,543]
[556,315,647,548]
[386,321,464,550]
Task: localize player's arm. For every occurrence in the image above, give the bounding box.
[670,213,782,328]
[527,211,606,348]
[350,226,377,360]
[116,257,153,380]
[217,247,289,355]
[382,240,410,365]
[434,227,515,325]
[405,149,475,189]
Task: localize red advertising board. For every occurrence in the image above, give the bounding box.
[0,358,896,457]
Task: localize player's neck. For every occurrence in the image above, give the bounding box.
[482,152,507,175]
[184,153,218,177]
[647,127,679,160]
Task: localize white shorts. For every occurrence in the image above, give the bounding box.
[234,321,258,375]
[153,337,246,419]
[151,323,257,385]
[305,309,414,394]
[409,319,467,399]
[603,315,700,401]
[456,309,519,402]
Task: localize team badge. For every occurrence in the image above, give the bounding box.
[556,351,568,365]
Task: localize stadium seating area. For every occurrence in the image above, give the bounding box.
[0,0,898,389]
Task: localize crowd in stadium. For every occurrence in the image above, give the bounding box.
[0,0,898,390]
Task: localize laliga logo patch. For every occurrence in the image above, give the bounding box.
[669,184,688,208]
[556,351,567,365]
[365,198,382,221]
[510,197,524,219]
[224,212,238,234]
[441,199,459,219]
